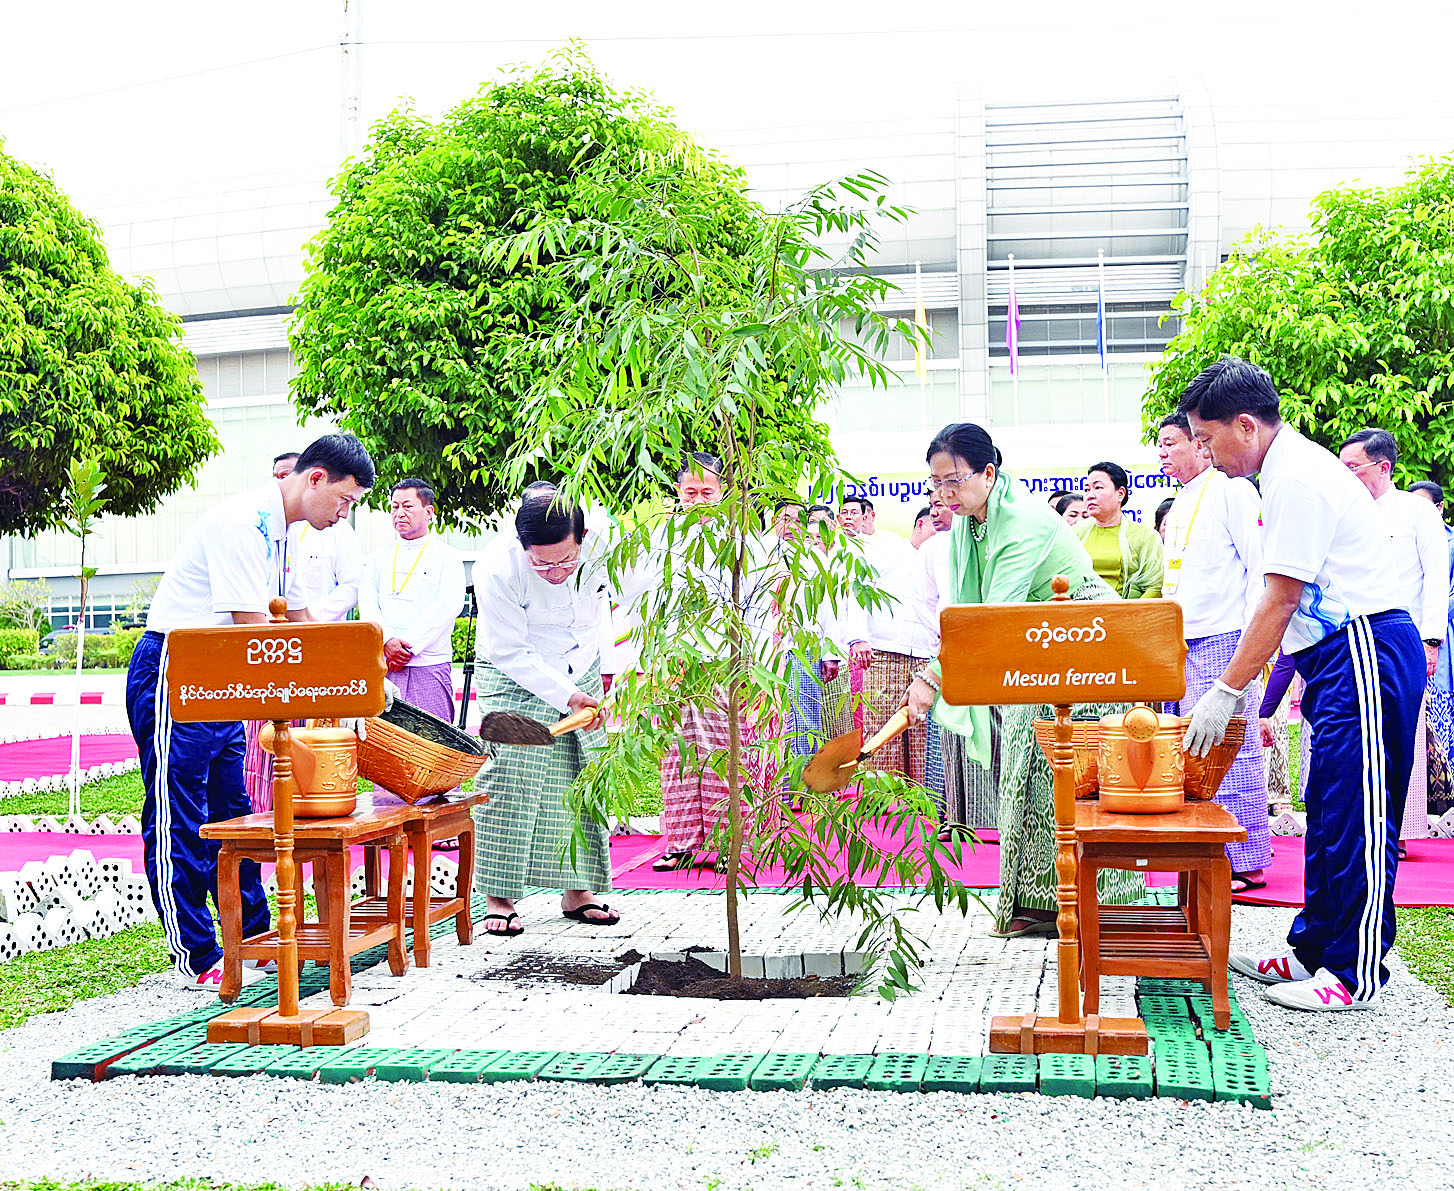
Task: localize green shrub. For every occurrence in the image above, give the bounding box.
[4,652,47,671]
[452,617,475,664]
[49,631,122,668]
[111,626,144,667]
[0,627,39,667]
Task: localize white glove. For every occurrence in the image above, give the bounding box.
[1182,679,1245,758]
[342,717,367,741]
[383,678,400,713]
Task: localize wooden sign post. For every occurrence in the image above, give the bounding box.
[938,577,1187,1055]
[167,597,385,1045]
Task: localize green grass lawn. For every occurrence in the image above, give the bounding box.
[0,920,170,1029]
[1394,906,1454,1006]
[0,771,146,819]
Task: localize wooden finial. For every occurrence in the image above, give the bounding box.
[269,597,287,623]
[1050,575,1070,601]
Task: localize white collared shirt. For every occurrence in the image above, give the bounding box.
[1373,486,1449,641]
[1259,427,1401,653]
[919,529,954,647]
[475,534,608,712]
[1161,466,1263,638]
[146,482,307,632]
[357,532,465,666]
[858,530,937,658]
[288,520,362,623]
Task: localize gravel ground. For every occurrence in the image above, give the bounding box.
[1,904,1451,1191]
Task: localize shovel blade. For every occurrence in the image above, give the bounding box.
[802,728,864,794]
[477,712,555,746]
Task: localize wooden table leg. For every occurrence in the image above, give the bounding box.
[327,848,351,1007]
[218,843,243,1003]
[387,833,408,976]
[364,843,381,900]
[1209,854,1233,1029]
[409,824,430,969]
[1078,851,1101,1015]
[456,817,475,946]
[313,854,329,926]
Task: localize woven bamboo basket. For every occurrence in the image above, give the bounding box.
[1180,716,1247,801]
[356,699,487,804]
[1031,719,1102,800]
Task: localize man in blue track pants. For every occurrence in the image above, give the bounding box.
[126,434,375,991]
[1179,358,1423,1011]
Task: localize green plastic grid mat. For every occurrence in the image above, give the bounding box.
[48,896,1273,1106]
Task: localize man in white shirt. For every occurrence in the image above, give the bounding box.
[472,494,619,936]
[1339,428,1449,845]
[358,480,465,727]
[1157,411,1271,889]
[1180,358,1422,1011]
[125,434,374,990]
[243,455,366,811]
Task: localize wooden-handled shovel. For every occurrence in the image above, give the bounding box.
[802,709,913,794]
[476,701,605,745]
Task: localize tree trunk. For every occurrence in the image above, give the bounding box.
[723,516,745,980]
[68,548,87,819]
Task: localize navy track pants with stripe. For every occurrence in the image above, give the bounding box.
[126,632,269,976]
[1290,610,1423,1000]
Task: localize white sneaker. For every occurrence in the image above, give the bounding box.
[1230,950,1313,985]
[175,964,268,992]
[1264,967,1373,1012]
[244,958,277,973]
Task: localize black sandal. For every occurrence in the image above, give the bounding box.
[482,912,523,937]
[561,902,621,925]
[652,850,693,872]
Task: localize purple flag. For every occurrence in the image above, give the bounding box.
[1006,277,1022,376]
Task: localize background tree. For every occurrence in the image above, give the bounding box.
[1143,154,1454,490]
[291,47,818,528]
[0,143,216,535]
[61,456,105,818]
[497,133,976,996]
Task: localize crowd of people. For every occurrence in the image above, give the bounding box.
[125,356,1453,1015]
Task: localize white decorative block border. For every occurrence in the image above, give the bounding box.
[0,848,157,961]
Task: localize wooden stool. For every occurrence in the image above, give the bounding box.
[354,793,487,968]
[1076,800,1247,1030]
[204,804,415,1006]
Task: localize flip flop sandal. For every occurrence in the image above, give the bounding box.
[561,902,621,926]
[1230,876,1268,894]
[482,912,524,937]
[988,917,1058,939]
[652,851,694,872]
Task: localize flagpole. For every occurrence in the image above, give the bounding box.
[914,260,928,437]
[1098,248,1109,421]
[1007,253,1019,426]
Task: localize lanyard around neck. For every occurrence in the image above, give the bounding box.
[391,532,430,595]
[1172,474,1212,556]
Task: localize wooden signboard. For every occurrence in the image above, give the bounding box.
[166,603,387,1047]
[939,598,1186,707]
[166,620,387,723]
[938,582,1187,1057]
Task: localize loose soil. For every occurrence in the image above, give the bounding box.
[622,954,861,1000]
[473,948,645,987]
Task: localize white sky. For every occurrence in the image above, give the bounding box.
[2,0,1450,218]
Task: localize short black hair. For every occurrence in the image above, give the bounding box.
[1054,492,1085,517]
[516,494,585,547]
[391,478,436,506]
[1341,428,1397,470]
[1157,411,1193,439]
[1154,497,1175,533]
[522,480,557,499]
[913,506,932,525]
[273,451,300,467]
[806,504,834,519]
[773,499,804,515]
[1410,479,1444,504]
[677,452,724,483]
[1046,488,1073,503]
[294,434,375,489]
[840,496,874,514]
[1087,461,1130,507]
[1176,356,1281,425]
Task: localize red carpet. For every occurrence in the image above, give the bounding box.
[0,735,138,781]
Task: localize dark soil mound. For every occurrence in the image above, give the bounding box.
[622,954,860,1000]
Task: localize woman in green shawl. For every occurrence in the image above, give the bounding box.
[903,423,1144,936]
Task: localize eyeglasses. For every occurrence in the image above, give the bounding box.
[526,550,582,575]
[926,473,975,492]
[1344,460,1385,474]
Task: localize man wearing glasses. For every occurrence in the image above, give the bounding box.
[471,493,618,937]
[1339,429,1449,849]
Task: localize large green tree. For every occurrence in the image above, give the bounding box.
[0,144,215,535]
[1143,155,1454,489]
[290,48,786,528]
